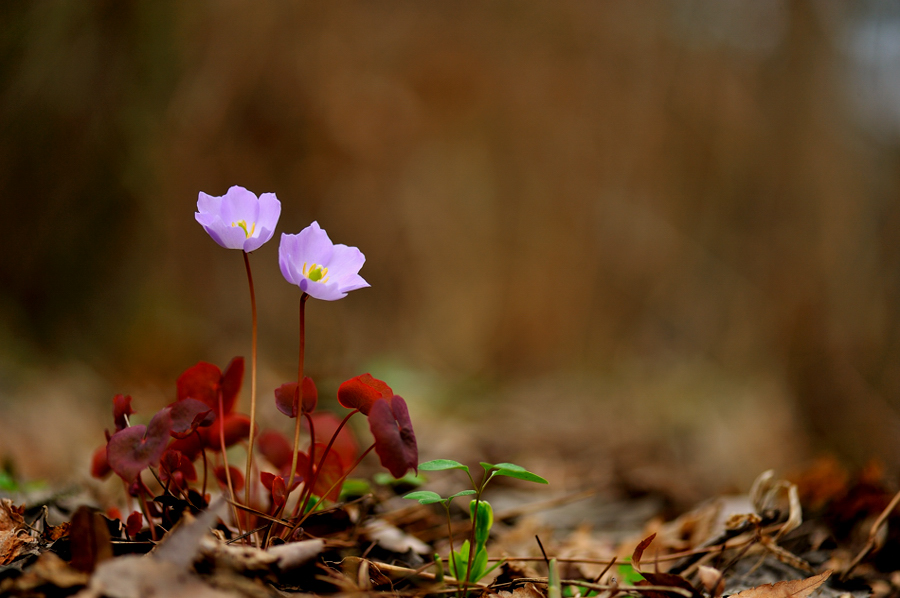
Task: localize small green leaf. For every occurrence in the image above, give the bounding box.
[402,490,444,505]
[479,462,496,473]
[419,459,469,473]
[374,471,426,487]
[447,489,477,500]
[491,463,548,484]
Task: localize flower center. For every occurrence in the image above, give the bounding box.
[231,219,256,238]
[302,262,329,283]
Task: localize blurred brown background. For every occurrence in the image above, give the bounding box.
[3,1,900,496]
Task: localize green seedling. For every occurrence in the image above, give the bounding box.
[405,458,548,596]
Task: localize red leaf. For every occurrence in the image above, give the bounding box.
[279,451,310,483]
[125,511,143,537]
[90,445,111,479]
[214,464,245,492]
[272,475,287,507]
[200,412,251,450]
[169,398,214,439]
[337,373,392,415]
[176,361,221,408]
[305,411,359,467]
[220,357,244,415]
[368,396,418,478]
[158,449,197,490]
[301,376,318,413]
[257,429,293,470]
[311,443,345,502]
[275,377,319,418]
[275,382,300,418]
[112,394,135,432]
[167,433,203,461]
[107,408,172,482]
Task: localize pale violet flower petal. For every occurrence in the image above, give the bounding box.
[257,193,281,231]
[195,186,281,252]
[278,222,368,300]
[294,221,334,265]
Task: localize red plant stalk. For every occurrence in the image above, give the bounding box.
[286,294,309,491]
[218,387,245,538]
[295,408,359,518]
[242,251,259,538]
[289,443,375,538]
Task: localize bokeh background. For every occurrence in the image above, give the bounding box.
[3,1,900,502]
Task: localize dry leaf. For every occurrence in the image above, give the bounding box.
[0,499,38,566]
[631,533,656,572]
[486,581,547,598]
[730,570,832,598]
[363,518,430,554]
[0,551,88,593]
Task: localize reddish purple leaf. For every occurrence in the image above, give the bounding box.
[257,429,293,470]
[169,398,214,439]
[90,445,111,479]
[301,377,318,413]
[275,376,318,418]
[158,449,197,490]
[176,361,221,408]
[125,512,143,537]
[112,394,135,432]
[278,451,310,482]
[275,382,300,418]
[214,464,244,492]
[368,396,418,478]
[304,411,359,467]
[199,412,251,450]
[311,443,345,502]
[167,433,203,462]
[107,408,172,482]
[220,357,244,415]
[337,373,392,415]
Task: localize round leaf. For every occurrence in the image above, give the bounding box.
[419,459,469,473]
[403,490,444,505]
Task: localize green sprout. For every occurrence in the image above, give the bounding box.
[404,458,548,596]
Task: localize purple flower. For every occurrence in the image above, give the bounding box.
[279,222,369,301]
[195,186,281,252]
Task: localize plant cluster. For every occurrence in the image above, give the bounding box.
[89,186,418,546]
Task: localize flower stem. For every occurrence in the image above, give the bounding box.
[296,408,359,517]
[288,443,375,539]
[286,293,309,492]
[218,387,245,540]
[242,251,259,543]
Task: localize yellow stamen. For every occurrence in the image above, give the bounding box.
[231,219,256,238]
[301,262,330,283]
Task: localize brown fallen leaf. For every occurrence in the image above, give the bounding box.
[0,499,38,566]
[729,570,832,598]
[0,551,88,594]
[486,581,547,598]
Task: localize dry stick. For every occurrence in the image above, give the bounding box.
[843,486,900,580]
[241,251,259,546]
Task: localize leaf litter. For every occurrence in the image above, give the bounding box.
[1,458,898,597]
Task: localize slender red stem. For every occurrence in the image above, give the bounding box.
[242,251,259,539]
[289,443,375,538]
[296,408,359,517]
[218,387,245,539]
[286,294,309,491]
